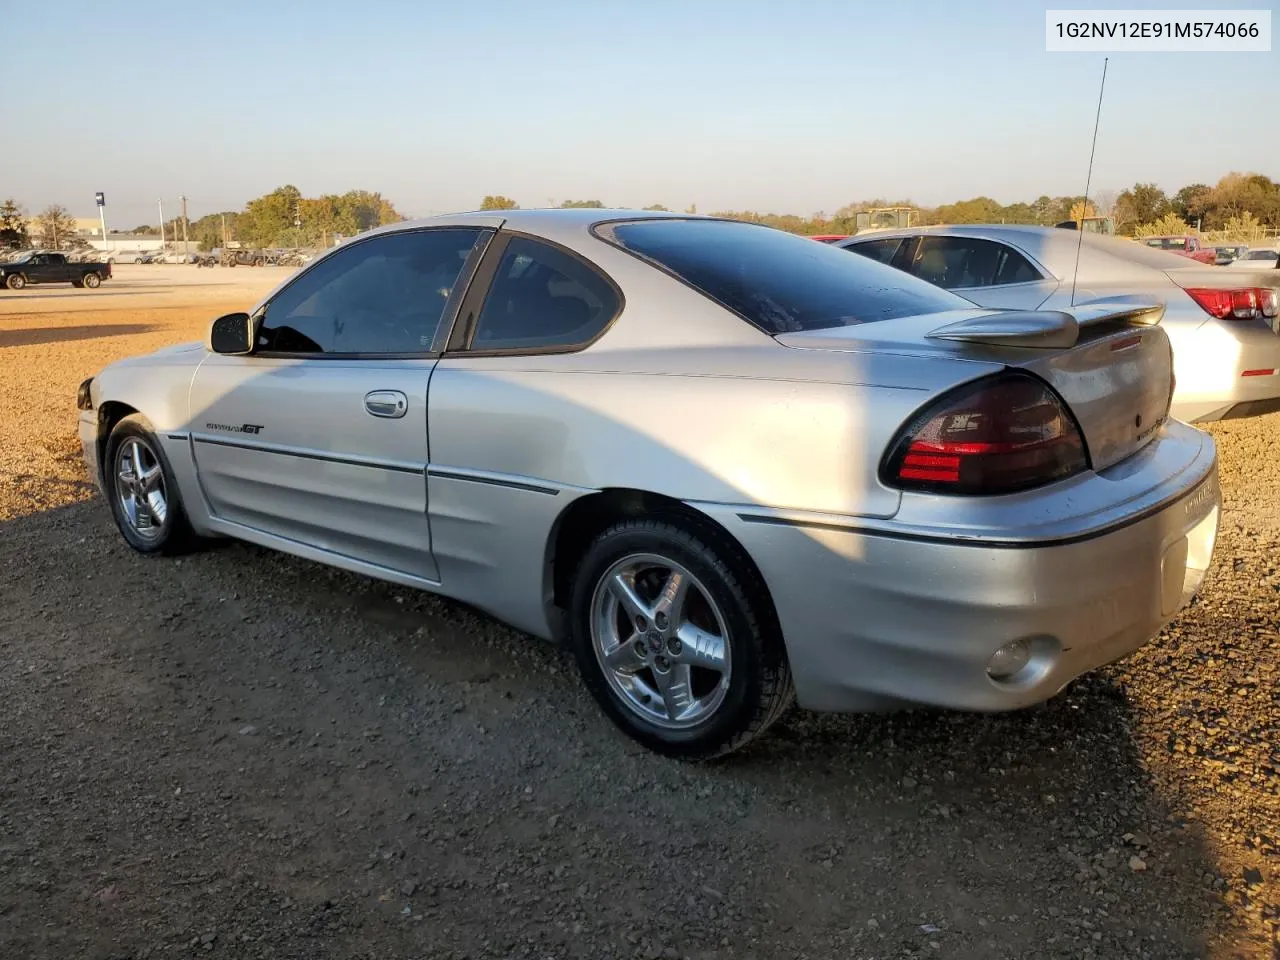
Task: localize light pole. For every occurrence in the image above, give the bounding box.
[158,199,165,250]
[179,195,189,258]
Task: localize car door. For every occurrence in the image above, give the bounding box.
[47,254,72,283]
[187,225,495,582]
[425,232,624,635]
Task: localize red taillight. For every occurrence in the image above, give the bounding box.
[883,373,1089,495]
[1185,286,1280,320]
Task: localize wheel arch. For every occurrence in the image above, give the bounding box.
[542,487,782,642]
[95,401,142,482]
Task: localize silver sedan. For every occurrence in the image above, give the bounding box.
[78,210,1221,757]
[838,225,1280,423]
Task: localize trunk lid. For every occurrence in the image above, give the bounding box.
[776,304,1174,472]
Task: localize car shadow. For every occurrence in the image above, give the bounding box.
[0,323,158,347]
[0,493,1239,960]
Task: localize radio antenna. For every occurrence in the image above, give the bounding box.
[1071,56,1108,307]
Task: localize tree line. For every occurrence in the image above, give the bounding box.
[478,172,1280,240]
[0,186,406,252]
[4,171,1277,253]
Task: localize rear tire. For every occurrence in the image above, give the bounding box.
[103,414,200,556]
[5,273,25,290]
[568,519,794,759]
[83,272,101,288]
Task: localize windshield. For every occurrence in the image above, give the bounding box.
[598,218,966,334]
[9,252,33,264]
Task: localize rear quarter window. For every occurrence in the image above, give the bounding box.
[598,219,965,334]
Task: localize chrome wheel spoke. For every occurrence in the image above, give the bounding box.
[673,622,728,673]
[651,570,689,632]
[603,634,644,673]
[653,663,695,721]
[139,462,163,492]
[608,573,650,623]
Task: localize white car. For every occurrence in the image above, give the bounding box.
[1229,248,1280,269]
[838,226,1280,423]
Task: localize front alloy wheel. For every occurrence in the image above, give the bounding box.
[104,414,199,555]
[114,437,168,541]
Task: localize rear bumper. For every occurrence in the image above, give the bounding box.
[701,422,1220,713]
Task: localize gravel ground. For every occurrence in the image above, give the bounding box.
[0,271,1277,959]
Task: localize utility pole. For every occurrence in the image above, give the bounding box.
[158,199,166,249]
[179,195,189,257]
[221,212,228,247]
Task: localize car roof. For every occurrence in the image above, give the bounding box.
[367,207,703,245]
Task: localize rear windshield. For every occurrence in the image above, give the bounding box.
[1145,237,1187,249]
[599,218,965,334]
[1246,250,1278,260]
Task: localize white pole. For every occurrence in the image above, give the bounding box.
[159,199,165,248]
[99,206,109,254]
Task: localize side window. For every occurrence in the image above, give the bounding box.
[469,237,620,351]
[908,236,1040,289]
[846,238,903,265]
[256,228,484,355]
[993,245,1042,285]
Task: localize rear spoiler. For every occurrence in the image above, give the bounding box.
[925,303,1164,349]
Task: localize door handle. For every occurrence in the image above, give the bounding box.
[364,390,408,419]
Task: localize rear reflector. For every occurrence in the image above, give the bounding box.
[1185,286,1280,320]
[1241,369,1277,378]
[882,372,1089,495]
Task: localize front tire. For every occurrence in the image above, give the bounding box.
[83,272,102,288]
[103,415,199,555]
[5,273,25,290]
[569,519,794,759]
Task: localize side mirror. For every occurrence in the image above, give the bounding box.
[208,312,254,355]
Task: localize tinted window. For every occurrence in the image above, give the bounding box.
[604,219,963,334]
[1246,250,1278,261]
[470,237,619,351]
[257,228,483,354]
[908,236,1041,289]
[846,237,903,264]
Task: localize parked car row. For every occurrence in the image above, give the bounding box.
[76,209,1230,758]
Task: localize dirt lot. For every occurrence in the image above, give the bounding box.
[1,266,1277,959]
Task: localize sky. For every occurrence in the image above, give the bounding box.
[6,0,1278,227]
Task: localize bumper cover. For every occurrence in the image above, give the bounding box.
[706,422,1221,713]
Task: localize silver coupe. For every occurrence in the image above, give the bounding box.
[78,210,1222,758]
[837,225,1280,423]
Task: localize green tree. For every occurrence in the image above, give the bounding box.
[0,198,29,248]
[1170,183,1211,223]
[480,195,518,210]
[1133,212,1192,238]
[559,199,604,208]
[34,204,78,251]
[642,204,668,211]
[1113,182,1169,232]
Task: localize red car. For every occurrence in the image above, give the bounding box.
[1142,235,1217,265]
[807,234,850,243]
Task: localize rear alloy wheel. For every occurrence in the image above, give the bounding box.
[104,415,198,555]
[570,520,794,759]
[83,272,101,288]
[5,273,25,290]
